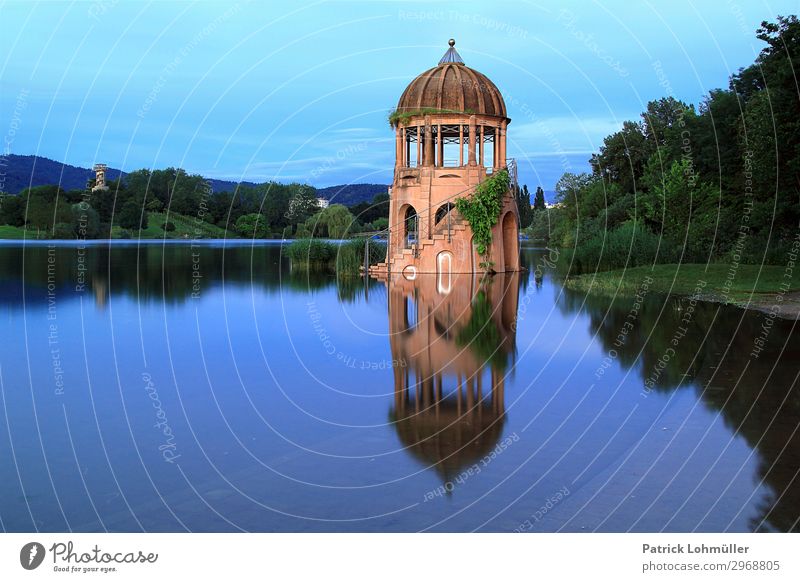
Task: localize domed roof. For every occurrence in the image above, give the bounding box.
[396,40,507,120]
[392,398,505,483]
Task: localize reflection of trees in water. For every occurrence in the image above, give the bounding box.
[0,244,379,306]
[558,285,800,532]
[385,272,519,488]
[556,286,711,390]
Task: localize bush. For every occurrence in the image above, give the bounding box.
[52,222,74,239]
[162,221,176,232]
[116,197,148,230]
[282,238,336,268]
[0,194,25,226]
[282,238,386,274]
[567,220,670,274]
[70,203,100,238]
[235,213,268,238]
[335,238,386,274]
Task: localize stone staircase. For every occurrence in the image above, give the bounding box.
[432,214,468,237]
[369,215,472,275]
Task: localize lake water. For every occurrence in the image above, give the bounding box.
[0,242,797,532]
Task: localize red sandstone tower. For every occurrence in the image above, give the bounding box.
[371,40,520,277]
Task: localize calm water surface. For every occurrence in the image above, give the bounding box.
[0,242,797,532]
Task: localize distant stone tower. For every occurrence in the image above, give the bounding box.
[371,39,520,277]
[92,163,109,192]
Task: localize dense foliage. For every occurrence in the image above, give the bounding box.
[388,108,475,127]
[514,184,533,229]
[0,164,389,239]
[455,288,509,370]
[283,238,385,274]
[535,16,800,273]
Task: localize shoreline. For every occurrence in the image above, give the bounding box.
[564,263,800,320]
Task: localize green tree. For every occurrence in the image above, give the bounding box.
[642,97,694,152]
[22,185,71,231]
[548,16,800,268]
[89,180,119,224]
[533,186,546,212]
[516,184,532,228]
[285,186,320,224]
[235,213,269,238]
[0,194,25,226]
[259,184,292,230]
[306,204,356,239]
[641,156,718,260]
[116,197,148,231]
[590,120,650,194]
[71,202,100,238]
[371,217,389,232]
[350,192,390,226]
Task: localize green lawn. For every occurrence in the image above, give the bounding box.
[0,213,235,240]
[0,225,28,239]
[0,225,51,239]
[112,212,235,239]
[564,263,800,303]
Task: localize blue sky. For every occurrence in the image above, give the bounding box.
[1,0,797,191]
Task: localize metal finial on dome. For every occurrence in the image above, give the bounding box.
[439,38,464,65]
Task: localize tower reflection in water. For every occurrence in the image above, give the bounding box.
[384,271,519,485]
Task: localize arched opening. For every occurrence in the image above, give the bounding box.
[435,203,455,225]
[501,211,518,271]
[402,205,418,248]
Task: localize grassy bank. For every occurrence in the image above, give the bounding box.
[0,225,34,239]
[112,212,234,239]
[564,263,800,315]
[0,212,235,240]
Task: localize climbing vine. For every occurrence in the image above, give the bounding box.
[455,285,509,370]
[455,169,510,258]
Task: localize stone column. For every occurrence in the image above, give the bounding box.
[423,116,434,166]
[401,127,407,167]
[458,124,464,166]
[499,119,508,168]
[479,125,485,166]
[395,127,403,168]
[416,125,422,167]
[468,115,477,166]
[493,123,501,169]
[436,123,443,167]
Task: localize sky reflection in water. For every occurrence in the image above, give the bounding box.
[0,243,797,532]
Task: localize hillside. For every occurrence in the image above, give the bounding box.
[0,154,388,204]
[315,183,389,206]
[0,154,125,193]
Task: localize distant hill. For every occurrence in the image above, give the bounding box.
[0,154,389,206]
[205,177,260,193]
[315,183,389,206]
[0,154,125,194]
[1,154,554,207]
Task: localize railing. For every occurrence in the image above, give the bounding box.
[507,158,518,192]
[506,158,519,218]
